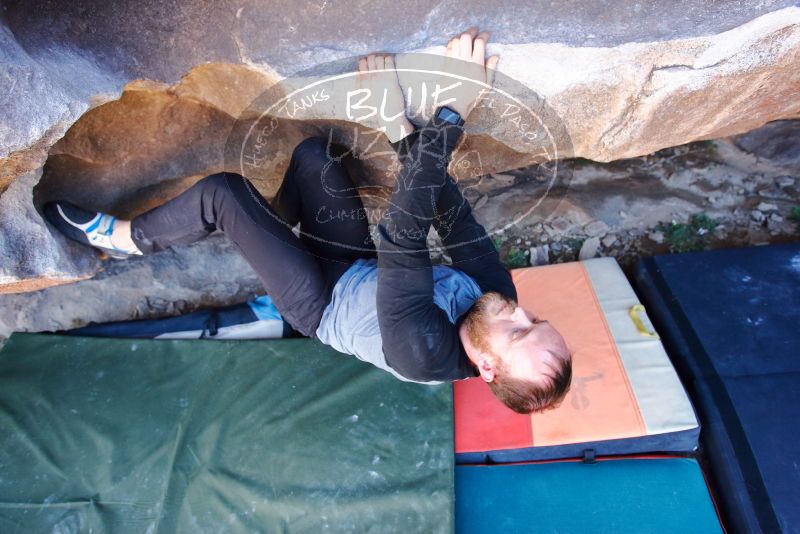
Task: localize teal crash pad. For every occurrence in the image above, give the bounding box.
[0,333,454,533]
[456,457,722,534]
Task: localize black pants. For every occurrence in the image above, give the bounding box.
[130,137,375,337]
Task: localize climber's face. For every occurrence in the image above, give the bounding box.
[460,291,572,386]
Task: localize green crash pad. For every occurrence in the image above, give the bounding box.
[0,333,454,533]
[455,457,722,533]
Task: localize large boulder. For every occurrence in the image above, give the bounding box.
[1,0,799,293]
[2,0,798,159]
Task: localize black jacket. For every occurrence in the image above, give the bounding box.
[377,114,517,382]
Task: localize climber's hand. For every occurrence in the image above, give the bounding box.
[432,27,499,119]
[355,53,415,143]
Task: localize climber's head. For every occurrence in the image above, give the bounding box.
[459,291,572,414]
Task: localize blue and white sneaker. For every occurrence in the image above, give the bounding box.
[43,201,142,259]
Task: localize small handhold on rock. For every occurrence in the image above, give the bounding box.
[751,210,766,223]
[579,237,601,260]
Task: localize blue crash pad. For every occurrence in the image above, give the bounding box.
[455,457,722,533]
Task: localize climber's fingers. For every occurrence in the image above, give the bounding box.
[458,27,479,61]
[473,31,490,65]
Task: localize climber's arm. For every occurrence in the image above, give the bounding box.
[375,27,502,381]
[375,113,473,382]
[431,176,517,300]
[390,131,516,301]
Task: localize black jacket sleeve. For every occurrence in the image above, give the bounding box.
[376,115,477,382]
[430,176,517,301]
[389,127,516,300]
[388,129,421,158]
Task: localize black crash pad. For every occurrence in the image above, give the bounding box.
[634,243,800,534]
[0,333,454,533]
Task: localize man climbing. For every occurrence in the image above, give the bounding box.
[44,27,572,414]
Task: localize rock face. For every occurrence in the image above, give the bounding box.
[2,1,798,159]
[733,120,800,171]
[0,168,99,292]
[1,0,800,293]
